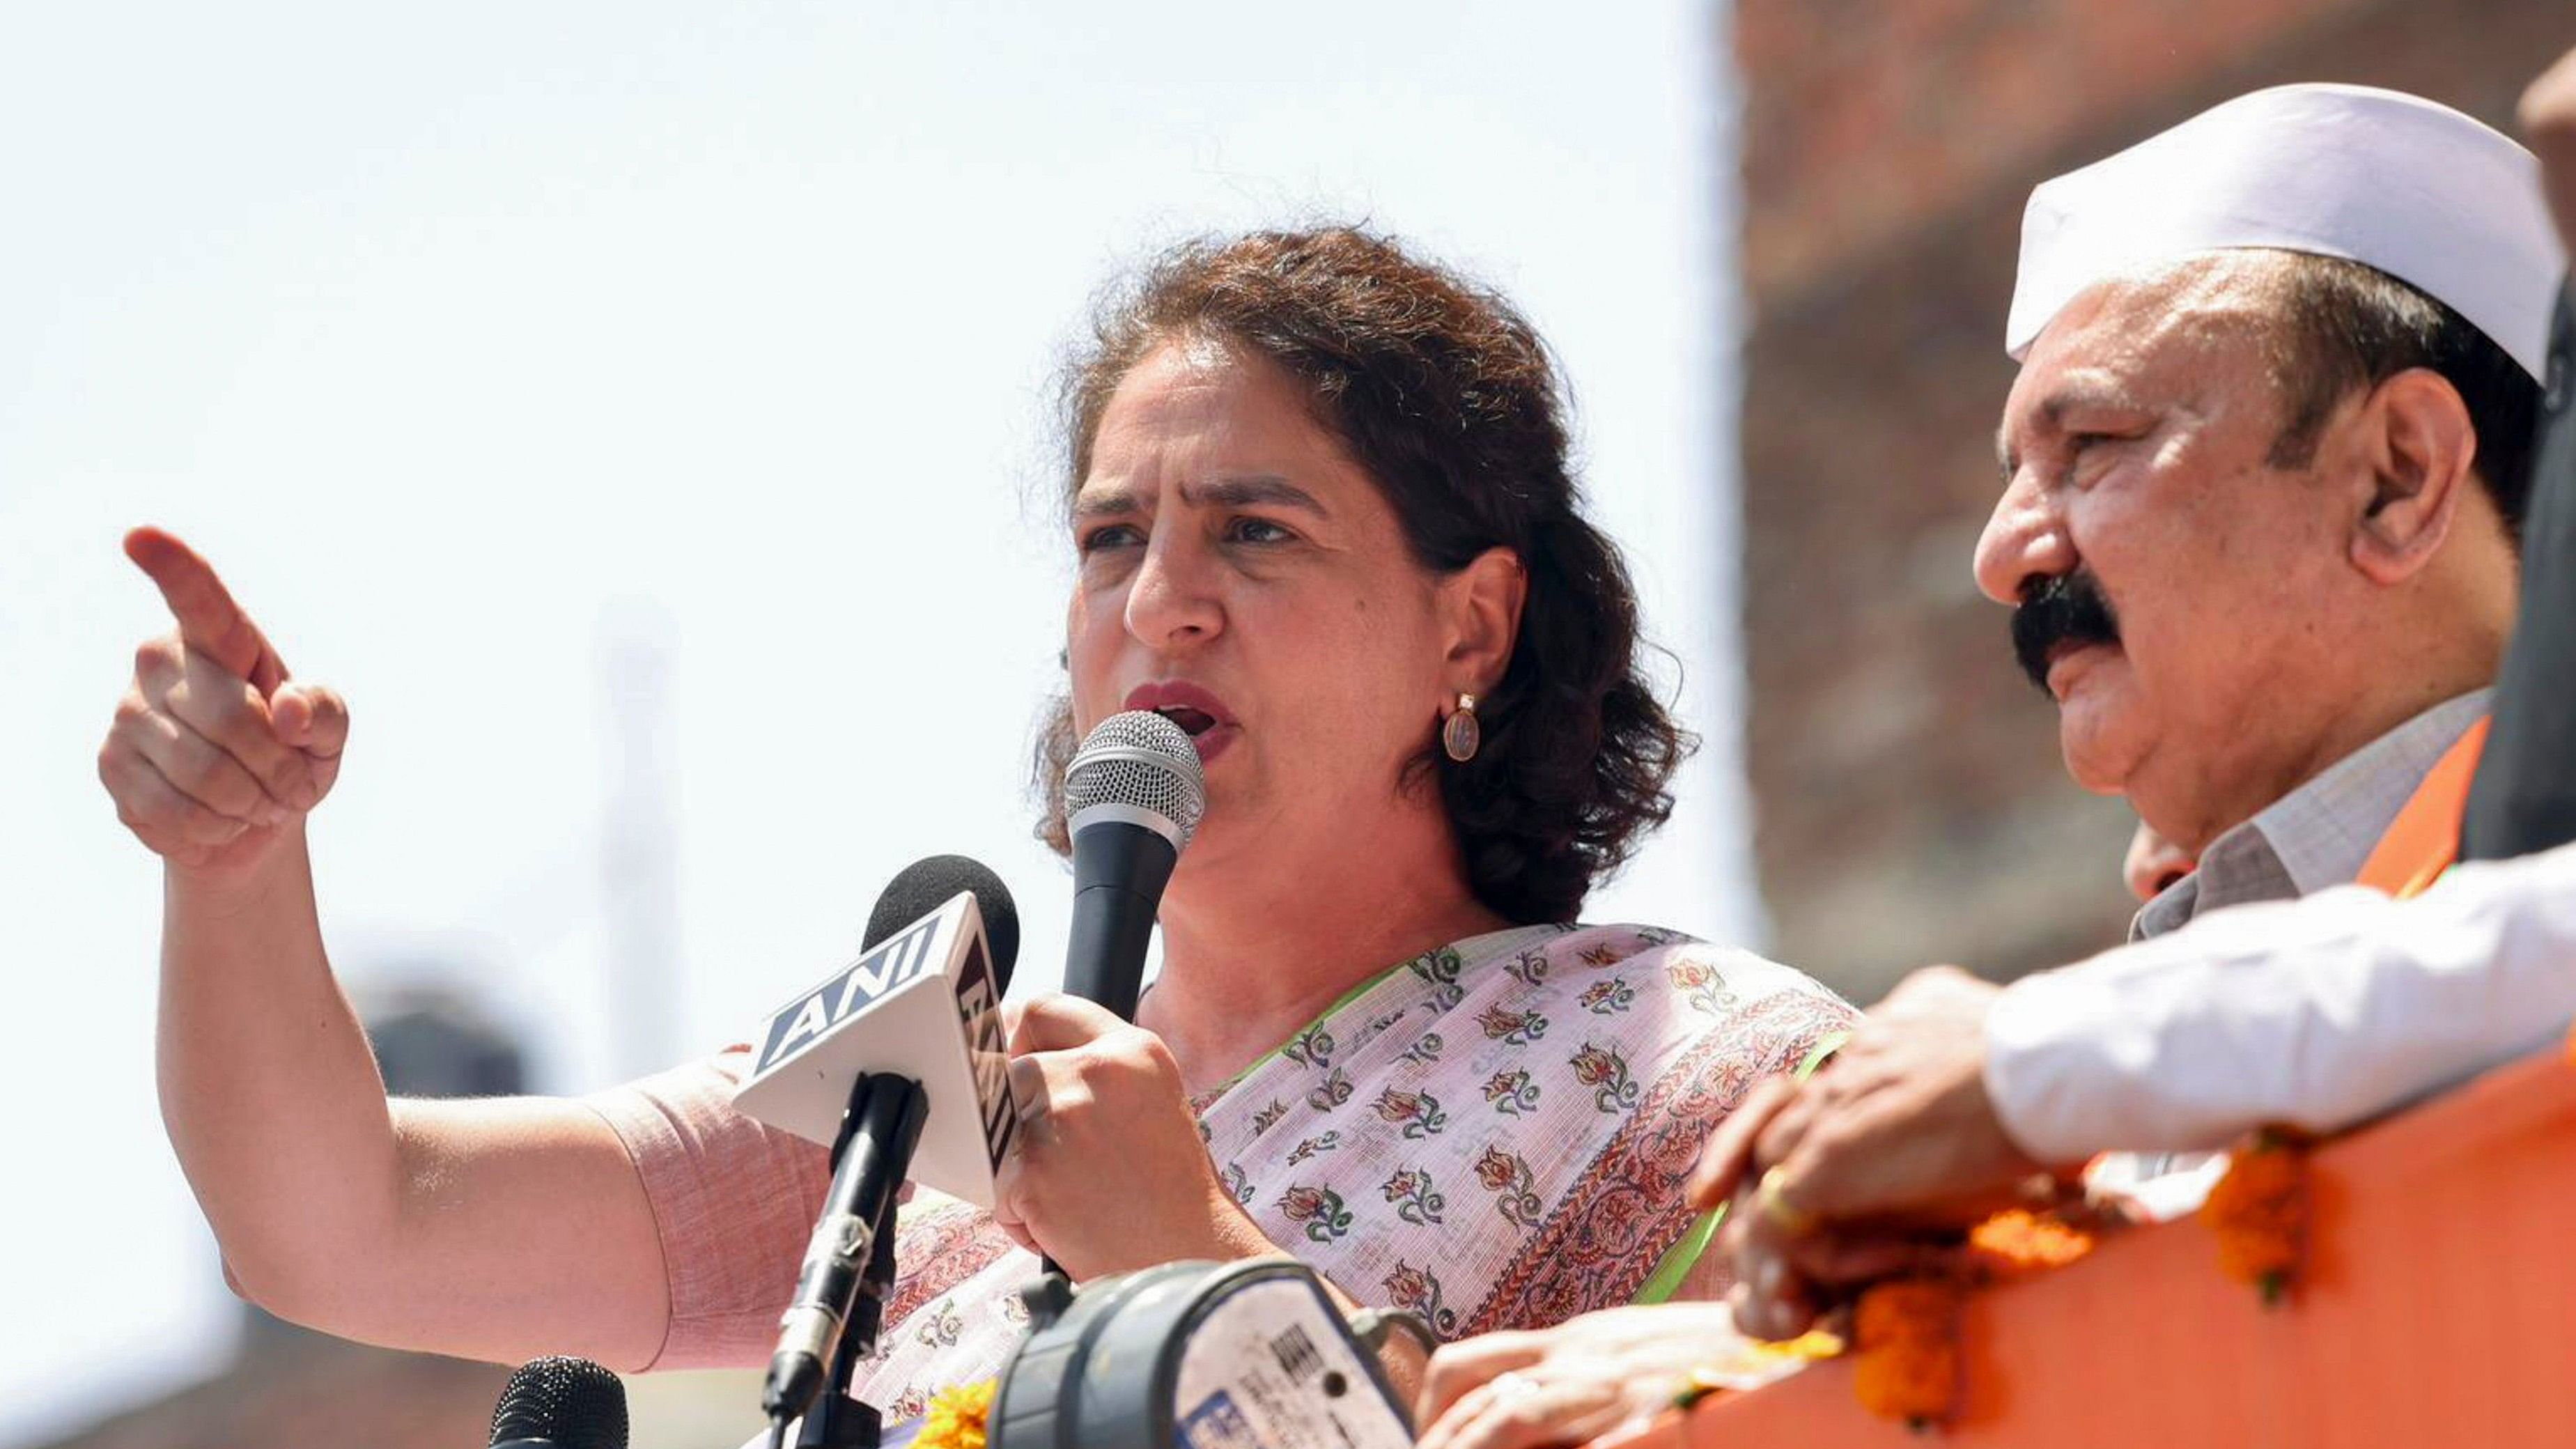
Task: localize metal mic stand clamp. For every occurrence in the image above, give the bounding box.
[795,1203,897,1449]
[793,1074,926,1449]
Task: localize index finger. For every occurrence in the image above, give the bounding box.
[1687,1075,1795,1209]
[124,527,288,695]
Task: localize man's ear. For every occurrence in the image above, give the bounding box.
[2348,367,2481,586]
[1443,545,1528,695]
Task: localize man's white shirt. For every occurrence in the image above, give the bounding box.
[1986,833,2576,1163]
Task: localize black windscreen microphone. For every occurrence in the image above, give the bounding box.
[1060,711,1206,1021]
[488,1356,627,1449]
[867,853,1021,973]
[732,855,1022,1204]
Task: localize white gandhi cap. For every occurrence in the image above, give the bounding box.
[2007,83,2567,382]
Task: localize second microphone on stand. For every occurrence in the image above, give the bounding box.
[736,855,1023,1439]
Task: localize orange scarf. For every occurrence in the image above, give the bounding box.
[2352,715,2491,900]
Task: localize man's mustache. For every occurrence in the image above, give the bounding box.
[2012,571,2120,694]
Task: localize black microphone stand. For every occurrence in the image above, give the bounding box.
[793,1073,926,1449]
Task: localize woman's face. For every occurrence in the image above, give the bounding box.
[1066,336,1467,875]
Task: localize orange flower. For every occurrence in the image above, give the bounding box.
[1852,1278,1964,1429]
[1855,1337,1960,1433]
[1966,1209,2097,1279]
[915,1378,996,1449]
[2202,1129,2310,1304]
[1854,1278,1955,1345]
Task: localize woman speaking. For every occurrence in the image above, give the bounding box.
[102,226,1851,1416]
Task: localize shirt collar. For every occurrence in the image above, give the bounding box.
[2133,688,2493,939]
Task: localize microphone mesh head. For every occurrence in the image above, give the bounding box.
[489,1356,628,1449]
[1064,709,1206,850]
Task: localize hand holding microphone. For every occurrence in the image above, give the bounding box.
[990,711,1273,1281]
[991,992,1273,1281]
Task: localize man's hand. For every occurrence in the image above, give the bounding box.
[1698,967,2034,1221]
[2522,45,2576,247]
[1415,1303,1745,1449]
[2124,819,2196,903]
[98,528,350,879]
[992,993,1274,1281]
[1687,967,2053,1338]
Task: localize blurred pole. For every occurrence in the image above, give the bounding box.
[600,601,684,1082]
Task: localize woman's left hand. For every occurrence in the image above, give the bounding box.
[993,993,1275,1280]
[1415,1302,1744,1449]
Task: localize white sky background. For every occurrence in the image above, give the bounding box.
[0,3,1750,1439]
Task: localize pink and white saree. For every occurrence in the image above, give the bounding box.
[850,922,1851,1420]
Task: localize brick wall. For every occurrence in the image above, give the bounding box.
[1735,0,2575,998]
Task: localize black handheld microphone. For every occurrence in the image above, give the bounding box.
[1060,711,1206,1021]
[761,855,1021,1431]
[488,1356,627,1449]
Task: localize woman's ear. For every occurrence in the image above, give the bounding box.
[1443,546,1528,693]
[2348,367,2481,586]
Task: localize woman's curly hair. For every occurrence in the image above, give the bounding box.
[1033,226,1693,925]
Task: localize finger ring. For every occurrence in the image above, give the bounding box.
[1755,1165,1820,1237]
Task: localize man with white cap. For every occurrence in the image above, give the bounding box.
[1411,70,2576,1446]
[1989,81,2552,922]
[1678,75,2576,1339]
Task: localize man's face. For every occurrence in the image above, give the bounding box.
[1977,258,2362,849]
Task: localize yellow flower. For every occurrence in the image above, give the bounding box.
[1673,1328,1845,1409]
[1744,1328,1845,1364]
[915,1378,997,1449]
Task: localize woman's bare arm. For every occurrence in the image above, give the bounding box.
[115,528,672,1368]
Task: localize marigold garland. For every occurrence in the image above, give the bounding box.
[2201,1127,2311,1305]
[1851,1278,1965,1432]
[915,1378,996,1449]
[1841,1209,2099,1432]
[1702,1152,2316,1434]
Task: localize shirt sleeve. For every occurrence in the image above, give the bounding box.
[582,1047,830,1370]
[1983,838,2576,1163]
